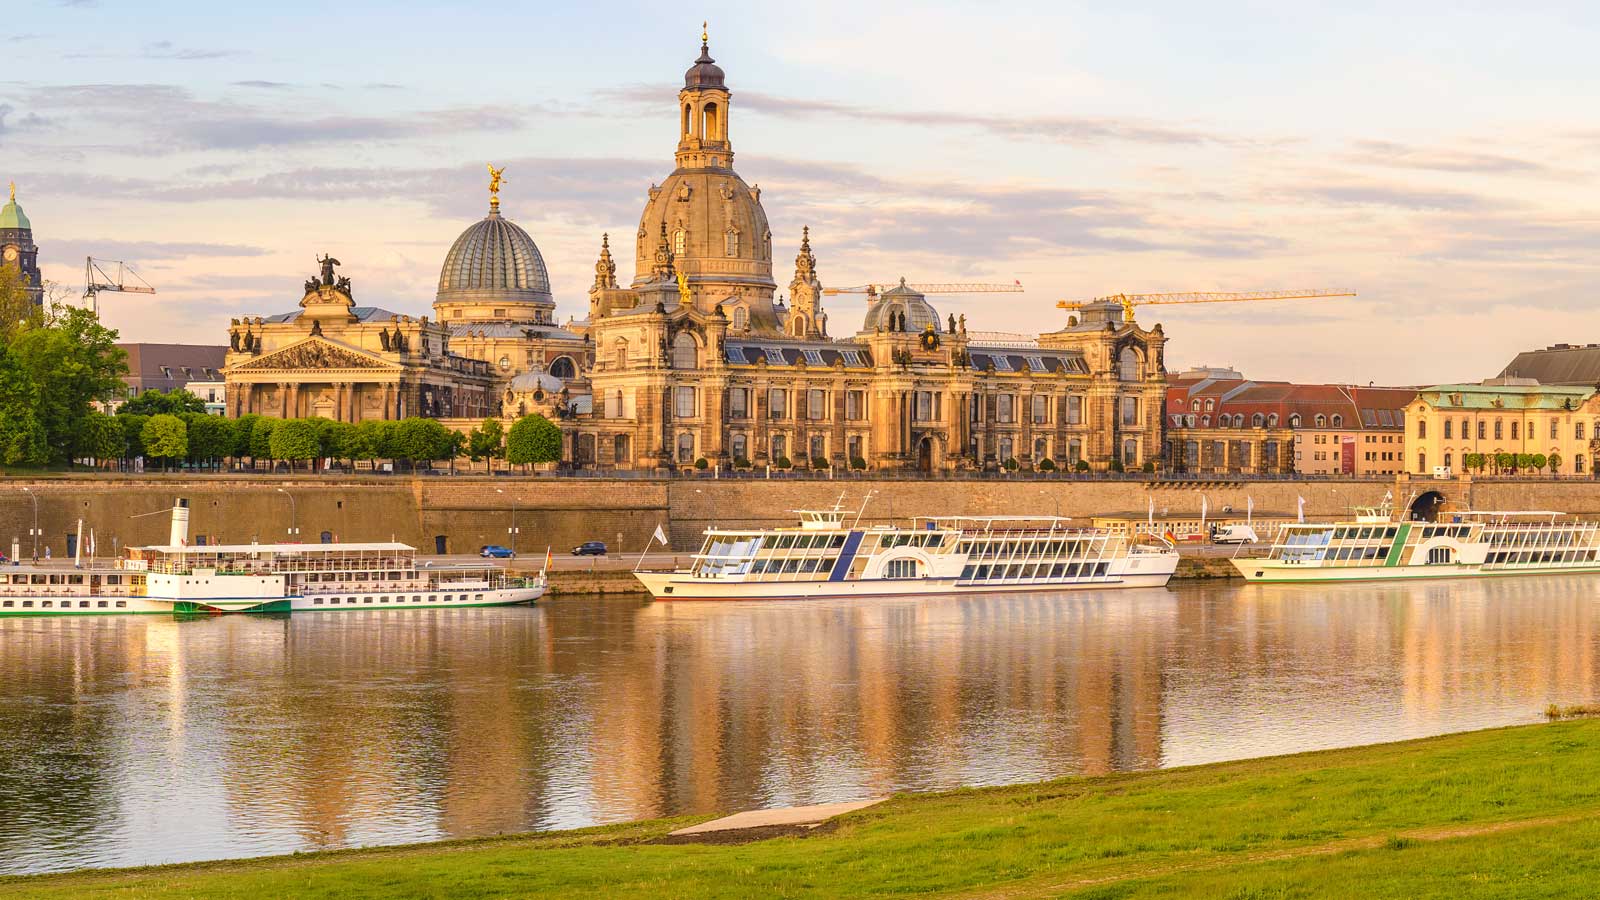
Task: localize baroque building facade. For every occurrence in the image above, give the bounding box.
[222,33,1166,472]
[568,35,1164,472]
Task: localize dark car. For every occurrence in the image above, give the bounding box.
[571,541,607,557]
[479,544,515,559]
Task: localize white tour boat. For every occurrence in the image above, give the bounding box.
[634,500,1178,601]
[0,500,545,616]
[1231,499,1600,584]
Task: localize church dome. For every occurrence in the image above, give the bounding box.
[435,205,554,323]
[684,42,725,89]
[0,196,30,231]
[860,279,941,334]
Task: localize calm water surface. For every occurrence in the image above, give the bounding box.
[3,577,1599,874]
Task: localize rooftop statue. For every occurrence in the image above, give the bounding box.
[316,253,341,287]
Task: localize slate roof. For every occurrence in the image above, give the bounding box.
[263,306,407,324]
[118,343,228,393]
[1499,344,1600,386]
[1166,374,1416,430]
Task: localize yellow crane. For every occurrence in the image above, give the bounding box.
[1056,289,1356,322]
[823,279,1023,297]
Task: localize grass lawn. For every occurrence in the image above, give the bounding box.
[5,720,1599,899]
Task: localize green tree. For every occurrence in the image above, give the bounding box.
[78,410,125,468]
[250,417,278,467]
[0,264,45,340]
[1531,453,1548,474]
[1548,451,1563,474]
[232,413,262,468]
[349,419,394,470]
[0,342,46,465]
[319,420,357,467]
[506,414,562,468]
[269,418,320,471]
[11,305,127,463]
[468,418,505,472]
[1495,452,1515,474]
[121,388,206,417]
[184,415,235,469]
[391,417,453,469]
[141,414,188,471]
[117,413,149,461]
[1515,453,1534,474]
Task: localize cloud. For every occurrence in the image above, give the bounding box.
[231,80,294,90]
[0,83,539,153]
[1429,217,1600,265]
[1345,140,1561,177]
[141,41,240,61]
[599,84,1234,147]
[7,33,48,42]
[47,239,268,263]
[1275,178,1503,212]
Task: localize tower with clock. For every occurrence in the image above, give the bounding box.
[1,182,43,309]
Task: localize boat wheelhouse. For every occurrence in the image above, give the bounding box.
[635,501,1178,601]
[1231,500,1600,583]
[0,500,544,616]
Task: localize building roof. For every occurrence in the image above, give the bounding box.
[119,343,228,391]
[448,322,582,341]
[725,341,874,369]
[0,194,29,231]
[684,37,726,89]
[1166,372,1415,430]
[1499,344,1600,387]
[859,279,941,334]
[1416,382,1595,410]
[263,306,408,324]
[437,205,554,308]
[969,350,1089,375]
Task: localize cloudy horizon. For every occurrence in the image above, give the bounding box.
[4,1,1597,385]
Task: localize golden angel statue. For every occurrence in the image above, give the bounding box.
[675,268,691,305]
[487,164,507,200]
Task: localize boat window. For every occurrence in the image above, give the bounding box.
[116,601,126,608]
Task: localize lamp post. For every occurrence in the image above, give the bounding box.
[22,487,38,559]
[1039,489,1059,520]
[276,488,299,539]
[496,488,519,554]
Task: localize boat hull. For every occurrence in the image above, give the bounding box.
[634,568,1175,601]
[1230,558,1600,584]
[0,584,544,617]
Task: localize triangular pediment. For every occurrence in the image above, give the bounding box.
[231,337,398,373]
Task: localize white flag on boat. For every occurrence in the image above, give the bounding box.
[1297,496,1306,523]
[1147,495,1154,528]
[1246,495,1254,525]
[652,524,668,546]
[1200,495,1208,531]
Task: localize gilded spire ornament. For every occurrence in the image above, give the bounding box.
[592,233,618,291]
[7,181,13,202]
[486,164,507,209]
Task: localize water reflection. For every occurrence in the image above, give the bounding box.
[1,576,1597,874]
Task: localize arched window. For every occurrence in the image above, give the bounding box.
[1315,414,1327,428]
[548,356,576,380]
[677,432,695,464]
[1289,414,1302,428]
[1118,347,1140,381]
[671,332,698,369]
[1418,451,1427,473]
[1577,454,1586,474]
[1444,452,1452,470]
[673,229,686,256]
[1235,414,1246,428]
[1185,414,1196,427]
[725,229,739,257]
[1510,421,1519,440]
[731,306,748,331]
[1068,439,1082,463]
[1205,398,1215,412]
[614,434,630,463]
[613,340,629,370]
[771,433,787,460]
[1331,414,1343,428]
[1444,419,1452,439]
[1579,422,1588,441]
[731,433,747,462]
[999,437,1014,462]
[1123,438,1138,465]
[1252,413,1265,428]
[1191,399,1201,412]
[1034,437,1048,459]
[1267,413,1279,427]
[791,313,808,337]
[1200,415,1211,427]
[682,103,691,137]
[702,102,720,140]
[809,433,826,462]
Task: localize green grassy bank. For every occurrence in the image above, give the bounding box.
[7,721,1600,899]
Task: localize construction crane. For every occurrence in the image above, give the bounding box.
[823,279,1023,297]
[1055,289,1356,322]
[83,257,156,317]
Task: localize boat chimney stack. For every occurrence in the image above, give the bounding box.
[169,498,190,547]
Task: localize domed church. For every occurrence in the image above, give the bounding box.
[223,29,1169,474]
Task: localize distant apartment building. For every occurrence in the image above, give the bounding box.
[117,343,228,402]
[1164,367,1414,476]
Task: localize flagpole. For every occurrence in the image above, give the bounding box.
[635,528,661,573]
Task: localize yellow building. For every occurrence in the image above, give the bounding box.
[1405,380,1600,477]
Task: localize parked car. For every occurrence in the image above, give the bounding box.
[479,544,515,559]
[571,541,608,557]
[1210,525,1260,545]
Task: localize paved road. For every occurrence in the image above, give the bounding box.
[422,552,687,572]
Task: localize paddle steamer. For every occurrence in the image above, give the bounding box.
[634,499,1178,601]
[1231,498,1600,583]
[0,500,544,616]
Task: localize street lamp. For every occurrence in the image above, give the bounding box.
[21,486,38,559]
[276,488,299,539]
[496,488,519,553]
[1038,489,1059,519]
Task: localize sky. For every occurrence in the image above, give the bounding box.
[3,0,1597,385]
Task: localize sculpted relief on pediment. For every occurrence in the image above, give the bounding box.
[234,339,393,372]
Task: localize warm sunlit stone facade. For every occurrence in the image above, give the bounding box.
[561,36,1166,472]
[1405,381,1600,477]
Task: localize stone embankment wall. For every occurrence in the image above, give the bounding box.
[0,473,1591,559]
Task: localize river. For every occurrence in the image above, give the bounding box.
[2,576,1597,874]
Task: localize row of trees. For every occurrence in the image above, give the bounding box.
[1460,451,1565,476]
[82,395,567,472]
